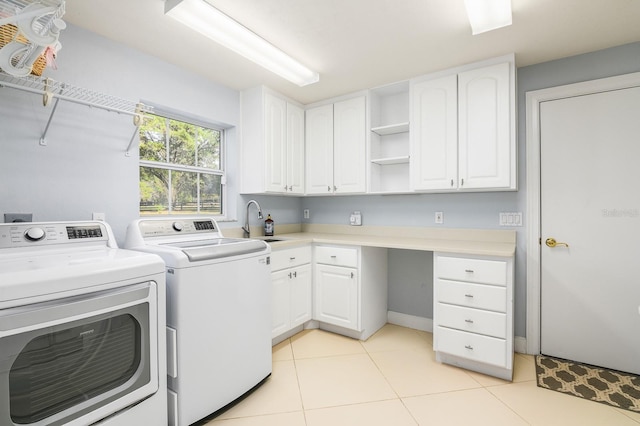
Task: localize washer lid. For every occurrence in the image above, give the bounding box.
[161,238,267,261]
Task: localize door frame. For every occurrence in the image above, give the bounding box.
[525,71,640,354]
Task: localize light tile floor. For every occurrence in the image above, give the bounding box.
[206,324,640,425]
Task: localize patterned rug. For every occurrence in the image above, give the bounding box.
[535,355,640,413]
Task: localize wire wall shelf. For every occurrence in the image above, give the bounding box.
[0,0,63,27]
[0,71,153,154]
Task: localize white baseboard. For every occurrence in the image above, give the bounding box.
[387,311,433,332]
[514,336,528,354]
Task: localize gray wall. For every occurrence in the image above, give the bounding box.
[303,41,640,339]
[0,24,301,244]
[2,22,639,341]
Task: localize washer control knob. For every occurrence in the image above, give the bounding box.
[25,227,46,241]
[172,222,183,232]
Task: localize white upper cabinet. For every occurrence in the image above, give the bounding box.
[410,74,458,191]
[240,87,305,195]
[306,96,366,195]
[305,104,334,194]
[410,58,516,192]
[458,62,513,190]
[286,102,305,194]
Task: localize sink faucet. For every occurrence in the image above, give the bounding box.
[242,199,263,238]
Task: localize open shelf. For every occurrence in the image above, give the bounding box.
[371,155,410,165]
[371,122,409,136]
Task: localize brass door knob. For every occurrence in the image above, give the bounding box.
[545,238,569,248]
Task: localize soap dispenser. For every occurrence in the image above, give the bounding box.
[264,214,274,236]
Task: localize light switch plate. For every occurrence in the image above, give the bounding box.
[499,212,523,226]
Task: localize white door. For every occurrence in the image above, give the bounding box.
[458,62,512,190]
[410,74,458,191]
[271,269,290,338]
[540,86,640,374]
[286,103,305,194]
[305,104,334,194]
[264,93,287,193]
[290,264,312,328]
[333,96,366,194]
[314,264,358,330]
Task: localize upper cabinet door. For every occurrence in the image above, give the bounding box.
[458,62,514,190]
[286,103,305,194]
[333,96,366,194]
[264,93,288,193]
[305,104,335,194]
[410,74,458,191]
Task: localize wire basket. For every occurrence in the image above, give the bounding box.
[0,23,47,76]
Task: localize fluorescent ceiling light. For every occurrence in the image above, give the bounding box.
[165,0,319,86]
[464,0,512,35]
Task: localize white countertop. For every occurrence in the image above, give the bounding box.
[251,224,516,257]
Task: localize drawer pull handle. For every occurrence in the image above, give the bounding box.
[465,269,474,273]
[464,345,474,350]
[331,255,337,258]
[464,294,474,298]
[289,257,296,261]
[465,319,474,323]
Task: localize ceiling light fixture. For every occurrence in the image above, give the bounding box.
[464,0,512,35]
[165,0,319,86]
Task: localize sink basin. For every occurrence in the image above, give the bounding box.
[263,238,284,243]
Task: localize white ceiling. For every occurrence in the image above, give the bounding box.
[63,0,640,104]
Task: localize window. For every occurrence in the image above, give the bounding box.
[139,113,224,216]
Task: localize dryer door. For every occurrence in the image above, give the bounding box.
[0,282,158,426]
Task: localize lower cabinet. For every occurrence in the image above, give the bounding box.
[433,252,514,380]
[271,245,312,339]
[313,245,387,340]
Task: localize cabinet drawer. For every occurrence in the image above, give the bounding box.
[436,280,506,312]
[436,326,507,368]
[436,256,507,286]
[436,303,506,339]
[270,246,312,271]
[315,245,358,268]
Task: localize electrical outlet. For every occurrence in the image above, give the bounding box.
[4,213,32,223]
[303,209,310,219]
[435,212,443,224]
[349,211,362,226]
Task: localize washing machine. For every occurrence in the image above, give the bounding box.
[0,220,167,426]
[125,217,272,426]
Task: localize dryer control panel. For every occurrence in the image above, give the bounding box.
[0,221,109,248]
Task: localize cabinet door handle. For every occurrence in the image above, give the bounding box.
[464,345,474,350]
[350,272,354,279]
[288,272,292,278]
[464,294,474,298]
[465,319,474,324]
[330,255,337,258]
[464,269,474,273]
[293,271,297,278]
[460,178,465,187]
[333,185,337,192]
[290,257,296,261]
[327,186,331,192]
[284,185,288,190]
[288,185,293,191]
[450,179,454,187]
